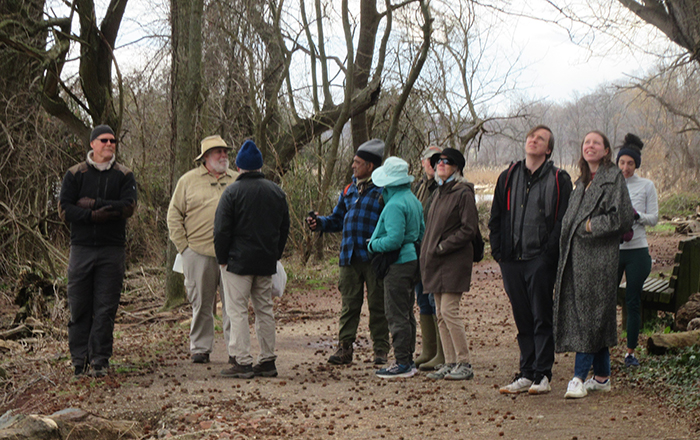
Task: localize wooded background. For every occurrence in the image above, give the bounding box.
[1,0,699,305]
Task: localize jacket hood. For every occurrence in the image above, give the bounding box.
[382,183,412,202]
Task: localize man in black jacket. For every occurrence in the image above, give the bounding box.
[214,140,290,379]
[59,124,137,378]
[489,125,572,395]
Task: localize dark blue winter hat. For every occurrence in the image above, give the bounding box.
[235,140,263,170]
[616,133,643,168]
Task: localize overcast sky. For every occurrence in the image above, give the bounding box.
[497,2,662,104]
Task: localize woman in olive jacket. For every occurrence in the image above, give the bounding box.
[420,148,479,381]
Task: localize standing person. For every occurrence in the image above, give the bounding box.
[167,135,239,364]
[616,133,658,367]
[59,125,137,377]
[420,148,478,381]
[214,140,290,379]
[412,145,445,371]
[489,125,572,395]
[306,139,390,366]
[368,157,425,378]
[554,131,634,399]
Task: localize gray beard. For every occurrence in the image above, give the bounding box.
[208,158,229,174]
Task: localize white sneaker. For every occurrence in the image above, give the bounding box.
[499,375,533,394]
[564,377,587,399]
[584,377,611,392]
[528,376,551,395]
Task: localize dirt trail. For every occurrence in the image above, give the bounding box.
[3,233,697,439]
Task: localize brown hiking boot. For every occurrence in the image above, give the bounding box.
[373,350,388,365]
[220,358,254,379]
[328,342,353,365]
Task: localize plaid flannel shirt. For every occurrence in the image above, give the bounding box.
[318,178,383,266]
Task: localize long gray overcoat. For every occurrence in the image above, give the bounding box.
[554,163,634,353]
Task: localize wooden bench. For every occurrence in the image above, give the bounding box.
[618,236,700,324]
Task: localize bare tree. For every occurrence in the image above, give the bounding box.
[164,0,205,307]
[0,0,129,143]
[617,0,700,64]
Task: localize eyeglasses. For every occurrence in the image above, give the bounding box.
[436,157,454,165]
[98,138,117,144]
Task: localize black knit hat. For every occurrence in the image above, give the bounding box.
[616,133,644,168]
[90,125,115,142]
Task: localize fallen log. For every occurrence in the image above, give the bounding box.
[646,329,700,355]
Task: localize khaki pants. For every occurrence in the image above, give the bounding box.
[220,267,276,365]
[434,292,470,364]
[182,248,230,354]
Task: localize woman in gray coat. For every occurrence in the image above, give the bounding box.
[554,131,634,399]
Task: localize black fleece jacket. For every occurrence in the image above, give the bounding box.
[59,161,137,247]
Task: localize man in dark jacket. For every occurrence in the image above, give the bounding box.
[59,124,137,378]
[214,140,290,379]
[489,125,572,395]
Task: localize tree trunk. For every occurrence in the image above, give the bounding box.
[164,0,205,309]
[646,330,700,355]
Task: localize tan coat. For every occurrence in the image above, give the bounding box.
[167,164,239,257]
[420,177,478,293]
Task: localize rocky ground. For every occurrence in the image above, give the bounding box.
[1,231,698,439]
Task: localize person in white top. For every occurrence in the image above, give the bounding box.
[616,133,659,368]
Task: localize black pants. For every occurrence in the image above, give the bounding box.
[67,245,125,368]
[500,255,556,380]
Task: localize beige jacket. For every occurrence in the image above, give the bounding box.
[167,164,239,257]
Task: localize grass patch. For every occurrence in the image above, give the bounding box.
[659,192,700,218]
[625,346,700,411]
[647,222,676,234]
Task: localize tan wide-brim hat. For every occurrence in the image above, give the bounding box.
[195,135,232,161]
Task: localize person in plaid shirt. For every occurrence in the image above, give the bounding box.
[307,139,390,365]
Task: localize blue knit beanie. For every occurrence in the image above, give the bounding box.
[236,140,263,170]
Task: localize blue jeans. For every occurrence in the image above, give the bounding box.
[415,281,436,315]
[574,348,610,380]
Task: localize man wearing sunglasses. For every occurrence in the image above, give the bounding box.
[489,125,572,395]
[168,135,238,365]
[59,124,138,378]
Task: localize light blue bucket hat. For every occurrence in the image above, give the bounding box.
[372,156,414,187]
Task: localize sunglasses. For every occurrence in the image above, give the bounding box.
[436,157,454,165]
[98,138,117,144]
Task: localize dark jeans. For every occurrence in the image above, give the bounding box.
[415,281,436,315]
[575,348,610,380]
[618,247,652,350]
[384,260,418,365]
[67,245,126,368]
[500,255,556,380]
[338,257,390,353]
